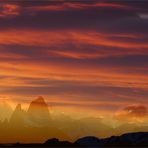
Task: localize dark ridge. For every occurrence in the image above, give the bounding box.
[0,132,147,147]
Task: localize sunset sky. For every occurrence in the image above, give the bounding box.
[0,0,148,117]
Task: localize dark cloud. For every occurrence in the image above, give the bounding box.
[0,1,140,31]
[116,105,148,121]
[0,78,148,103]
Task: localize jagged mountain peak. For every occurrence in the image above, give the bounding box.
[27,96,51,125]
[9,103,27,125]
[31,96,47,106]
[28,96,49,114]
[36,96,44,102]
[15,104,22,111]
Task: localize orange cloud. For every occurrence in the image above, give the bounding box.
[115,105,148,122]
[0,30,148,51]
[48,50,103,59]
[0,4,20,17]
[28,2,130,12]
[0,59,147,91]
[0,2,130,18]
[0,30,147,111]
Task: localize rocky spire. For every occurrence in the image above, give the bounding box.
[9,104,27,126]
[27,96,51,126]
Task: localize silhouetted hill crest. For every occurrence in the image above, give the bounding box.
[9,132,148,147]
[75,132,148,147]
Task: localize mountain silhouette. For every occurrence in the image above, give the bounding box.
[9,104,27,126]
[12,138,80,147]
[27,96,51,126]
[75,132,148,147]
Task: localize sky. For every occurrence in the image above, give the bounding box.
[0,0,148,117]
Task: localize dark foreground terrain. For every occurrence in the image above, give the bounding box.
[1,132,148,147]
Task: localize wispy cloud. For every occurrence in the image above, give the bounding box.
[0,1,147,114]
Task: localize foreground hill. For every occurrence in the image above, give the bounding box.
[75,132,148,147]
[0,132,147,147]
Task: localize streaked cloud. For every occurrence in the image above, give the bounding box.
[115,105,148,122]
[0,0,147,115]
